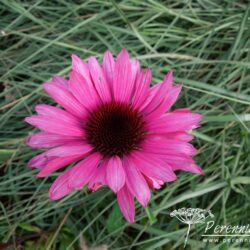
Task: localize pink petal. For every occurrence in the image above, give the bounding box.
[69,70,100,109]
[28,151,48,169]
[37,155,83,177]
[144,176,164,189]
[123,156,150,207]
[163,155,204,174]
[37,144,93,177]
[45,143,92,157]
[142,135,198,156]
[164,132,194,142]
[113,48,133,103]
[139,82,161,110]
[43,83,87,119]
[147,111,202,134]
[88,56,111,102]
[52,75,68,89]
[146,85,182,119]
[131,151,176,182]
[141,71,173,114]
[71,54,92,85]
[132,69,151,109]
[191,165,204,175]
[25,116,84,137]
[35,104,81,125]
[163,84,182,111]
[69,153,102,189]
[88,161,107,191]
[49,168,73,200]
[174,163,204,175]
[28,143,92,169]
[26,132,81,148]
[89,183,103,192]
[106,156,125,193]
[173,108,190,113]
[130,59,140,87]
[117,185,135,223]
[102,50,115,95]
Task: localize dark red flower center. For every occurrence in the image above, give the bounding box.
[85,102,146,157]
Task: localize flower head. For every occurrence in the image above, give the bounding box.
[25,49,203,223]
[170,208,213,224]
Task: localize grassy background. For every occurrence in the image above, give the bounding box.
[1,0,250,249]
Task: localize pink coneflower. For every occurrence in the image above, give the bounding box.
[25,49,203,223]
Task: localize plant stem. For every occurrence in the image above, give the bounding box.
[184,223,191,248]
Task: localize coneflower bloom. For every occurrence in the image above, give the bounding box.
[25,49,203,223]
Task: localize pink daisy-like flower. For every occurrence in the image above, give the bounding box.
[25,49,203,223]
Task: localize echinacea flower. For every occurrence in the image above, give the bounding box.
[25,49,203,223]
